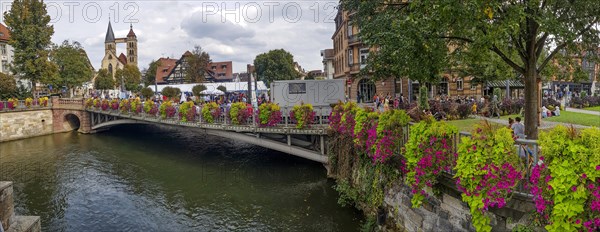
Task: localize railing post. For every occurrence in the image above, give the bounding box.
[284,106,288,126]
[319,106,323,125]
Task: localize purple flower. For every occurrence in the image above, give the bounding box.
[597,165,600,171]
[572,186,577,192]
[576,219,581,224]
[582,173,588,179]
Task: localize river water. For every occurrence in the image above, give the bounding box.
[0,125,362,231]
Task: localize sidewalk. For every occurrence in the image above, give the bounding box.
[565,107,600,116]
[473,116,591,129]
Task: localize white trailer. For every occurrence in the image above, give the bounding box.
[270,79,345,112]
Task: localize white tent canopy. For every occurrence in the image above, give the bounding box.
[155,81,268,94]
[200,89,224,95]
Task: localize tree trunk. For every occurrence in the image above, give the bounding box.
[524,68,539,139]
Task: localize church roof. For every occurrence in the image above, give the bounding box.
[105,21,115,43]
[127,24,136,37]
[0,23,11,42]
[118,53,128,65]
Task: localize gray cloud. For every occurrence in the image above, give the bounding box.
[181,11,255,42]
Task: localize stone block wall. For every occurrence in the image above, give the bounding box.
[0,182,41,232]
[0,110,54,142]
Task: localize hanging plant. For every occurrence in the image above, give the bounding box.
[290,103,315,129]
[159,101,176,119]
[257,102,282,127]
[329,101,359,135]
[24,97,33,108]
[178,101,196,122]
[110,99,119,110]
[202,102,220,123]
[119,99,130,113]
[454,121,523,232]
[130,98,142,115]
[405,119,458,208]
[529,126,600,232]
[93,99,100,108]
[39,97,49,107]
[85,98,94,109]
[229,102,252,125]
[372,109,410,163]
[101,99,110,111]
[7,98,18,110]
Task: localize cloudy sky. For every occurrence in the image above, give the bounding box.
[1,0,338,73]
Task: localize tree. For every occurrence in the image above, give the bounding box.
[0,72,17,99]
[185,45,211,83]
[4,0,56,92]
[192,84,207,97]
[115,64,142,92]
[140,87,154,100]
[47,40,93,97]
[161,86,181,99]
[217,85,227,93]
[343,0,600,139]
[94,69,115,90]
[253,49,301,86]
[144,60,160,87]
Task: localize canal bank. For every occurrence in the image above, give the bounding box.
[0,125,362,231]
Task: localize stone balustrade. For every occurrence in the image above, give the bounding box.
[0,182,40,232]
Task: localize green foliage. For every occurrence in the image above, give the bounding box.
[353,107,379,139]
[512,225,535,232]
[144,59,160,86]
[161,86,181,99]
[184,45,211,83]
[405,120,458,208]
[4,0,56,86]
[141,87,154,100]
[192,84,207,97]
[418,85,429,111]
[454,122,523,232]
[202,102,219,123]
[342,0,600,139]
[229,102,248,125]
[376,109,410,136]
[536,126,600,232]
[115,64,142,91]
[0,72,17,99]
[493,88,502,99]
[159,101,173,119]
[130,98,141,114]
[47,40,93,94]
[143,100,154,114]
[258,102,281,126]
[291,103,315,129]
[360,216,377,232]
[119,99,130,113]
[178,101,194,122]
[253,49,301,85]
[94,69,114,90]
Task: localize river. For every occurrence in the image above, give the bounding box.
[0,125,362,231]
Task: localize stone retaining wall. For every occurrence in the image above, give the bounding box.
[0,110,54,142]
[0,182,40,232]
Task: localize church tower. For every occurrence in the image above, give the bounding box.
[126,23,138,67]
[104,21,116,57]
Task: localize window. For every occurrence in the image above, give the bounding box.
[108,55,112,60]
[457,78,463,90]
[221,64,227,70]
[348,49,353,66]
[212,66,217,70]
[2,60,8,72]
[288,83,306,94]
[130,57,133,62]
[1,45,5,55]
[347,23,353,37]
[360,48,369,66]
[470,82,477,90]
[108,64,113,74]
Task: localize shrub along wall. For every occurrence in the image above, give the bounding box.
[327,102,600,231]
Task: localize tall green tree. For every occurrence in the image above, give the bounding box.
[4,0,56,92]
[47,40,93,97]
[253,49,301,86]
[185,45,211,83]
[115,64,142,92]
[94,69,114,90]
[343,0,600,139]
[144,59,160,86]
[0,72,17,99]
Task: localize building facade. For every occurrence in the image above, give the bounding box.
[546,49,599,96]
[0,23,13,75]
[160,51,234,84]
[321,49,334,79]
[98,22,138,89]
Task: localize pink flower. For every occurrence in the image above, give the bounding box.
[572,186,577,192]
[576,219,581,224]
[582,173,588,179]
[597,165,600,171]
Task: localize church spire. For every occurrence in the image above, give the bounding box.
[105,21,115,43]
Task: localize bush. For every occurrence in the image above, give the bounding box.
[159,101,176,119]
[229,102,251,125]
[192,84,207,97]
[178,101,196,122]
[161,86,181,99]
[202,102,220,123]
[456,103,472,119]
[141,87,154,100]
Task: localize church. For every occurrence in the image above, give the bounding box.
[98,21,138,90]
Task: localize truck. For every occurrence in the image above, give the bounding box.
[270,79,345,114]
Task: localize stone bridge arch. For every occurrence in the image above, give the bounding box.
[52,109,91,133]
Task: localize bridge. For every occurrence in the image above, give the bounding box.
[50,98,332,163]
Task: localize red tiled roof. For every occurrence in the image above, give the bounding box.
[0,23,11,42]
[155,58,178,84]
[127,24,136,37]
[118,53,128,65]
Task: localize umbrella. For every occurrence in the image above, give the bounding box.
[180,92,186,103]
[201,89,225,95]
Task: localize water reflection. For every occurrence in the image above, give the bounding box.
[0,125,361,231]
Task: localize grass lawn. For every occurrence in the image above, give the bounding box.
[584,106,600,112]
[447,118,503,133]
[544,111,600,127]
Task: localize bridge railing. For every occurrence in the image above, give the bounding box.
[0,100,52,112]
[88,100,332,128]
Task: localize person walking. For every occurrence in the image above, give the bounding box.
[511,117,525,139]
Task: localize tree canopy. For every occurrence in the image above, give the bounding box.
[217,85,227,93]
[115,64,142,92]
[4,0,56,87]
[144,60,160,87]
[192,84,207,97]
[141,87,154,100]
[94,69,114,90]
[342,0,600,139]
[161,86,181,99]
[185,45,211,83]
[253,49,301,85]
[46,40,93,96]
[0,72,17,99]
